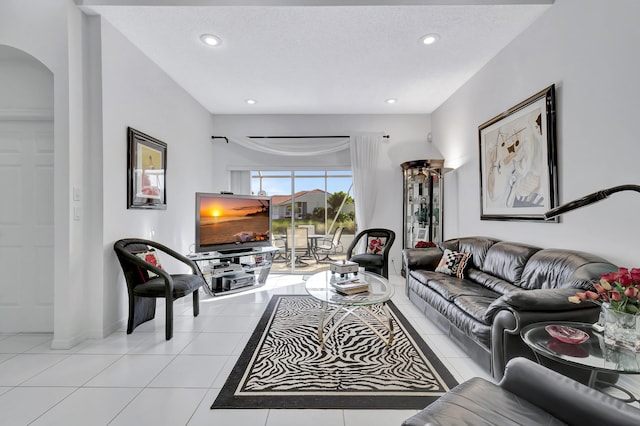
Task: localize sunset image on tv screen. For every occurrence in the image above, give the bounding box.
[199,197,270,245]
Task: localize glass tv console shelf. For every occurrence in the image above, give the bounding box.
[187,246,280,296]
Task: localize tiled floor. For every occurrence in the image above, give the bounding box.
[0,274,638,425]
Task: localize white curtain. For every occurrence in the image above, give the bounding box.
[350,133,382,232]
[228,136,349,156]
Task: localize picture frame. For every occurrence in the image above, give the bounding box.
[127,127,167,209]
[416,228,428,240]
[478,85,558,221]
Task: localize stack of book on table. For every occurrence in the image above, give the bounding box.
[330,276,369,295]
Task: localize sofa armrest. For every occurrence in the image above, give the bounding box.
[402,247,443,272]
[501,358,640,426]
[485,288,595,321]
[490,297,601,380]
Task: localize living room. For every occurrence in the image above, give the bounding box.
[1,0,639,424]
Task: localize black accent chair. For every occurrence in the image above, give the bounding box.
[113,238,204,340]
[346,228,395,278]
[402,357,640,426]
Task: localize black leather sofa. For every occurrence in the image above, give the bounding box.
[402,357,640,426]
[403,236,617,380]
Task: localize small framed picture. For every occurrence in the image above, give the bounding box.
[416,228,428,240]
[127,127,167,209]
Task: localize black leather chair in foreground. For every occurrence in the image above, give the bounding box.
[402,357,640,426]
[114,238,204,340]
[346,228,395,278]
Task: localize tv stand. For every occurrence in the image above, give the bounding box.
[218,247,258,255]
[188,246,280,296]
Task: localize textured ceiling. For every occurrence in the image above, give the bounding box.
[80,1,552,114]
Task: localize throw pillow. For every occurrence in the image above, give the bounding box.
[435,249,472,279]
[132,248,163,281]
[366,236,388,254]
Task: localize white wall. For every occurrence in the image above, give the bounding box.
[0,0,218,343]
[432,0,640,267]
[0,47,53,113]
[99,18,216,335]
[211,114,439,273]
[0,0,86,348]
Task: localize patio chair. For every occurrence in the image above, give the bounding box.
[286,227,310,267]
[315,226,345,262]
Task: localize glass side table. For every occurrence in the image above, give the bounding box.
[521,321,640,403]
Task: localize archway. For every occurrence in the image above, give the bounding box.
[0,45,54,332]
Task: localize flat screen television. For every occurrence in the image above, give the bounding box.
[195,192,271,253]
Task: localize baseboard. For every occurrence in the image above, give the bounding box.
[51,332,87,350]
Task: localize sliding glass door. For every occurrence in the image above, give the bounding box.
[251,170,355,273]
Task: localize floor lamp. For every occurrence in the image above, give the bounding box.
[544,184,640,219]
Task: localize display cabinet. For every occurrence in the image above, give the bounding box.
[401,159,445,253]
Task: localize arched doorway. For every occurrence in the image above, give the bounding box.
[0,45,54,332]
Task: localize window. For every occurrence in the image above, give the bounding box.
[251,170,355,273]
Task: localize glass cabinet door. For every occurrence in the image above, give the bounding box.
[401,160,444,251]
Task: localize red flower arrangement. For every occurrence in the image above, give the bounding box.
[415,241,436,249]
[568,267,640,315]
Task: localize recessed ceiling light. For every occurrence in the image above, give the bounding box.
[386,98,397,104]
[200,34,221,47]
[420,33,440,45]
[246,99,257,105]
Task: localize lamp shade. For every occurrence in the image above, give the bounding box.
[389,140,444,167]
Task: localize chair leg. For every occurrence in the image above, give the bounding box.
[193,290,199,317]
[127,295,136,334]
[165,296,173,340]
[128,295,156,334]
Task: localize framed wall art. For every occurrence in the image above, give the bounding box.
[127,127,167,209]
[416,227,428,241]
[478,85,558,221]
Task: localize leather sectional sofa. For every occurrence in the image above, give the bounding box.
[402,236,617,380]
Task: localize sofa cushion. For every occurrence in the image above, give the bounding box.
[408,277,493,348]
[454,295,496,325]
[411,270,499,302]
[466,269,521,295]
[456,237,500,269]
[481,242,540,286]
[520,249,618,290]
[435,249,472,278]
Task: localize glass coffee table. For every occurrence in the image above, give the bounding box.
[305,270,395,349]
[521,321,640,402]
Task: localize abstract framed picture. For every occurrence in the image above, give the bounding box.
[478,85,558,221]
[127,127,167,209]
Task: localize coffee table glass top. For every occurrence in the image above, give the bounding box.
[305,270,394,306]
[521,321,640,374]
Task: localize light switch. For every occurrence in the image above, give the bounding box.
[73,187,81,201]
[73,207,81,221]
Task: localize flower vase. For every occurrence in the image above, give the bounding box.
[602,305,640,352]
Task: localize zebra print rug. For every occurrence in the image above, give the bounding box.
[212,295,458,409]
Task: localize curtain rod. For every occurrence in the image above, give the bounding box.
[211,135,389,143]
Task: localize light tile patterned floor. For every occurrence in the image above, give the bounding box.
[0,274,638,425]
